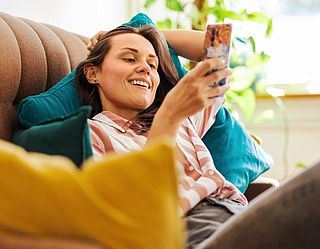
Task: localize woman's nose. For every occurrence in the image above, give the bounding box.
[136,62,151,75]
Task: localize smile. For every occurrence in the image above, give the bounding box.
[129,80,150,89]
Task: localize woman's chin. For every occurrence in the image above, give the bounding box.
[134,98,153,110]
[135,103,151,111]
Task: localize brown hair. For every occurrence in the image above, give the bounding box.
[76,25,179,132]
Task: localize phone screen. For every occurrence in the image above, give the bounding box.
[204,24,232,85]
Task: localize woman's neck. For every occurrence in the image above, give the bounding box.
[102,108,138,121]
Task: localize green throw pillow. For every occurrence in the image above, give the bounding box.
[13,106,93,167]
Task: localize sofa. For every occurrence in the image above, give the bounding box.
[0,11,277,248]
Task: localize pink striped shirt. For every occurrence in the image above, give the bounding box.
[88,96,247,215]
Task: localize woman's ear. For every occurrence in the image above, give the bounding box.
[84,65,100,84]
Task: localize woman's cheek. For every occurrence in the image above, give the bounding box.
[154,74,160,89]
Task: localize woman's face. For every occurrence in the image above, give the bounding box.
[94,33,160,119]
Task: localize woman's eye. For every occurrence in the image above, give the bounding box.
[124,58,135,62]
[149,63,157,69]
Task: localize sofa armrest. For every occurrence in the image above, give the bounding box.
[244,176,280,202]
[0,235,104,249]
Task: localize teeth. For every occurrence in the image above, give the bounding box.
[130,80,150,89]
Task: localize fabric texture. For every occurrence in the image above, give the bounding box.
[0,139,184,249]
[12,106,92,167]
[202,107,273,192]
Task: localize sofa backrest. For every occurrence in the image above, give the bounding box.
[0,12,88,140]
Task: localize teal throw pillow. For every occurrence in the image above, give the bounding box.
[18,69,80,128]
[13,106,93,167]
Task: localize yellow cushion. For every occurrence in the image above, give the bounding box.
[0,139,184,249]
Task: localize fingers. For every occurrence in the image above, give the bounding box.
[86,31,107,52]
[191,57,228,77]
[206,79,230,97]
[205,68,232,86]
[86,41,94,52]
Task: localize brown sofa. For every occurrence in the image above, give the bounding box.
[0,11,277,249]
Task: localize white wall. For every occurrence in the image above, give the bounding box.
[0,0,131,37]
[247,96,320,182]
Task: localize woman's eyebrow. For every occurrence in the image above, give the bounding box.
[120,47,158,59]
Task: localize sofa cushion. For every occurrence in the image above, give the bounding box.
[13,106,92,167]
[0,139,183,249]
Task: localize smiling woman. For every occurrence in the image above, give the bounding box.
[76,25,180,130]
[75,24,240,248]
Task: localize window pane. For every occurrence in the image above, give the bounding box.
[247,0,320,93]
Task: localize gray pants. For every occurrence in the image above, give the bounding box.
[186,161,320,249]
[185,197,244,249]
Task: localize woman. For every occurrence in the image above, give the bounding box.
[76,25,246,248]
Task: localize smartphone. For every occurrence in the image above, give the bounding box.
[204,23,232,86]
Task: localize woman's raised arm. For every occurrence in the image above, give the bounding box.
[161,29,205,62]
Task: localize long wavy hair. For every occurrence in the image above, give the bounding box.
[76,25,179,132]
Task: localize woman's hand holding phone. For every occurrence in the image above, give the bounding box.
[159,57,231,124]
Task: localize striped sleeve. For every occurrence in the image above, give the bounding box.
[88,120,114,158]
[189,95,225,138]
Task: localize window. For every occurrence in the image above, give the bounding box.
[233,0,320,95]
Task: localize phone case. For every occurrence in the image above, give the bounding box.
[204,24,232,85]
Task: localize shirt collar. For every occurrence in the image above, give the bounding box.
[92,111,133,133]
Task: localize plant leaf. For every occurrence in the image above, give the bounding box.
[219,9,247,21]
[247,12,270,24]
[156,19,173,29]
[166,0,183,11]
[144,0,156,9]
[266,19,273,37]
[248,36,256,53]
